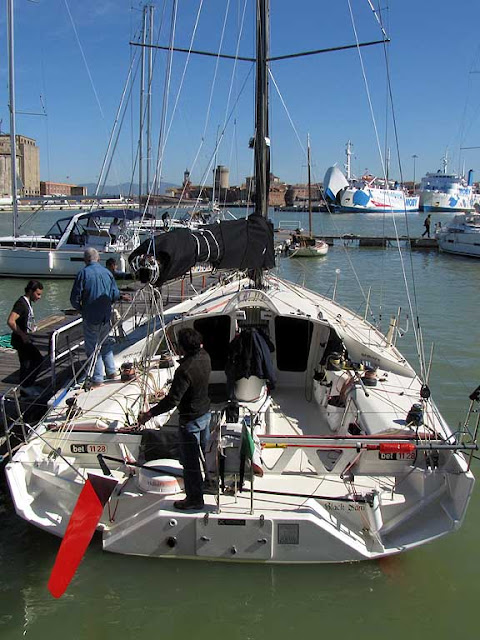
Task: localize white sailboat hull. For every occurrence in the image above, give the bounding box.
[5,275,475,563]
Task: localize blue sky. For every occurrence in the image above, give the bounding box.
[1,0,480,190]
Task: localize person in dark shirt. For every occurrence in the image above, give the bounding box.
[7,280,44,389]
[70,248,127,386]
[422,214,431,238]
[138,328,211,510]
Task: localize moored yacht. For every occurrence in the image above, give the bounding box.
[0,209,141,277]
[3,0,477,590]
[436,210,480,257]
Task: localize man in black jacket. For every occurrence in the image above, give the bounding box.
[138,328,211,510]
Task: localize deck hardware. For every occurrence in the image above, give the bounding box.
[166,536,177,548]
[259,514,265,527]
[230,546,237,554]
[203,512,209,525]
[168,519,177,527]
[257,538,267,544]
[200,536,211,542]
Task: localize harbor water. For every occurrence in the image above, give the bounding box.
[0,208,479,639]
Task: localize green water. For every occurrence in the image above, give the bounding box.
[1,208,479,639]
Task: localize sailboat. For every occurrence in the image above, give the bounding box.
[288,136,328,257]
[0,0,142,278]
[5,0,476,575]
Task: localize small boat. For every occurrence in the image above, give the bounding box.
[419,155,474,212]
[436,210,480,257]
[289,136,328,257]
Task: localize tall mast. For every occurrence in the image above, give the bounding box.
[254,0,270,219]
[146,5,154,197]
[307,134,312,237]
[139,5,147,205]
[7,0,19,237]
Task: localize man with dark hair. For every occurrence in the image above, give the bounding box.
[105,257,117,274]
[7,280,44,390]
[138,327,211,510]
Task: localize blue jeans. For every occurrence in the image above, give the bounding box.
[178,412,211,502]
[83,320,116,383]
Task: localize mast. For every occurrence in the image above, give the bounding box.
[307,134,312,237]
[7,0,19,237]
[146,5,154,197]
[254,0,270,220]
[139,5,147,206]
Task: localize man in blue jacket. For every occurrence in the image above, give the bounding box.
[70,248,125,386]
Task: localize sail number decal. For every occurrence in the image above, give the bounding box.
[70,444,107,454]
[379,451,415,461]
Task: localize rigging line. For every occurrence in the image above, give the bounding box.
[63,0,105,121]
[178,0,249,212]
[347,0,425,377]
[375,11,427,377]
[180,0,239,211]
[148,0,179,217]
[365,0,389,40]
[158,0,205,181]
[95,51,139,197]
[269,70,306,157]
[175,65,254,212]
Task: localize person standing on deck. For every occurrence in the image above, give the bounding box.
[422,214,431,238]
[109,217,120,244]
[137,328,211,510]
[70,248,127,387]
[7,280,44,392]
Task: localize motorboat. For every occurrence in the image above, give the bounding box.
[0,209,142,277]
[436,211,480,257]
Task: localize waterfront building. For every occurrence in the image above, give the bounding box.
[0,134,40,198]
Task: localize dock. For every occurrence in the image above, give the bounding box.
[0,270,219,459]
[275,229,438,250]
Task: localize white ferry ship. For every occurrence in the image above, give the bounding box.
[419,155,474,212]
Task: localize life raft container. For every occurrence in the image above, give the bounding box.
[138,459,184,494]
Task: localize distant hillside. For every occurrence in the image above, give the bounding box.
[79,182,178,196]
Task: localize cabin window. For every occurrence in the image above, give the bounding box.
[275,316,313,371]
[194,315,231,370]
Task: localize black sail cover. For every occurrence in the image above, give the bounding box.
[128,214,275,285]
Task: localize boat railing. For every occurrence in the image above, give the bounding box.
[49,317,84,389]
[1,385,27,462]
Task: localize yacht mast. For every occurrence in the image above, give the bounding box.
[254,0,270,220]
[307,134,312,237]
[7,0,19,237]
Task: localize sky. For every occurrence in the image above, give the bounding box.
[1,0,480,192]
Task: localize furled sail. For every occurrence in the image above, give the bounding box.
[128,213,275,284]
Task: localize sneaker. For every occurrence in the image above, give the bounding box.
[173,498,204,511]
[91,380,104,388]
[106,372,119,380]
